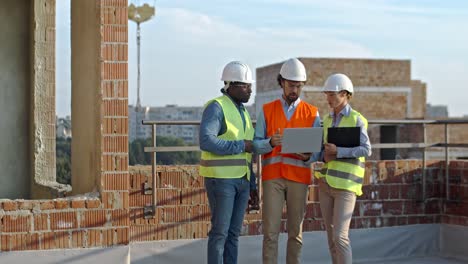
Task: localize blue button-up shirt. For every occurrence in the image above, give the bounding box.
[199,94,257,189]
[253,97,322,164]
[328,104,372,158]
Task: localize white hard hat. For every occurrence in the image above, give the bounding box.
[323,73,354,94]
[280,58,307,82]
[221,61,255,83]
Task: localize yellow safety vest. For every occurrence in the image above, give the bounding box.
[315,109,368,196]
[199,95,254,179]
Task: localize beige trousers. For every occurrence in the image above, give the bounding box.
[318,179,356,264]
[262,178,308,264]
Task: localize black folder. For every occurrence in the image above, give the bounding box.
[327,127,360,148]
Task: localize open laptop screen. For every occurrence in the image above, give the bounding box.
[281,127,323,154]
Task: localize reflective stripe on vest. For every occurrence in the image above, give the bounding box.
[262,156,309,169]
[325,169,363,184]
[316,158,365,182]
[261,99,319,184]
[199,95,254,179]
[200,159,247,167]
[314,108,368,196]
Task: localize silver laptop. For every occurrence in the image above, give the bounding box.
[281,127,323,153]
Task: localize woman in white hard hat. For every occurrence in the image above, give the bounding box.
[315,73,372,264]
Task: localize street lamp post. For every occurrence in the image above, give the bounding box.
[128,1,157,218]
[128,1,155,112]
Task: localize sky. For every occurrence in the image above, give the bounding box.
[56,0,468,117]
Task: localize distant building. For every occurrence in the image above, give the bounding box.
[128,104,256,144]
[128,105,203,144]
[56,116,72,138]
[426,103,448,118]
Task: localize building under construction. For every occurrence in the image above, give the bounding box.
[0,1,467,263]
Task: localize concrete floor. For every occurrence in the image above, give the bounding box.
[1,224,467,264]
[365,256,467,264]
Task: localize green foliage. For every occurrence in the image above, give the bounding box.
[55,135,199,186]
[129,136,200,165]
[56,137,71,184]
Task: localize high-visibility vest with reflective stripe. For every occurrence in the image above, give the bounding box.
[315,109,367,196]
[262,99,318,184]
[199,95,254,179]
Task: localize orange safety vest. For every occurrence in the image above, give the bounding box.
[262,99,318,184]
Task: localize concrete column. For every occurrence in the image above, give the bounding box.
[71,0,129,196]
[0,0,31,199]
[30,0,70,199]
[71,0,101,194]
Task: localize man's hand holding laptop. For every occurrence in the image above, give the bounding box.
[270,128,313,161]
[269,128,283,147]
[295,152,312,161]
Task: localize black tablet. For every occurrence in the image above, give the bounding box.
[327,127,360,147]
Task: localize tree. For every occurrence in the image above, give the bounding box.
[129,136,200,165]
[129,138,147,165]
[56,137,71,184]
[55,135,199,186]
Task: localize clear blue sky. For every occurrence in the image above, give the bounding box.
[56,0,468,117]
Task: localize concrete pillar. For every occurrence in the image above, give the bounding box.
[71,0,101,194]
[30,0,70,199]
[0,0,31,199]
[71,0,129,195]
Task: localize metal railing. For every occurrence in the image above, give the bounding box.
[141,119,468,217]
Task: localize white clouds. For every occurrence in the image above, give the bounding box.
[128,7,373,108]
[54,1,468,116]
[56,0,71,117]
[413,59,468,117]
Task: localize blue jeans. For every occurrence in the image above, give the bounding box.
[205,177,250,264]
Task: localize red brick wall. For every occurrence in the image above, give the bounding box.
[100,0,129,189]
[127,160,468,243]
[129,166,210,241]
[443,161,468,225]
[0,0,130,252]
[1,160,467,251]
[98,0,130,247]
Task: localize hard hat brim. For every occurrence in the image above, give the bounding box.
[221,78,256,83]
[282,76,306,82]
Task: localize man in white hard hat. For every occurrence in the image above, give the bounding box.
[199,61,259,264]
[315,73,371,264]
[254,58,322,264]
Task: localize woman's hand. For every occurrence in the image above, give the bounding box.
[324,143,337,154]
[324,143,337,162]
